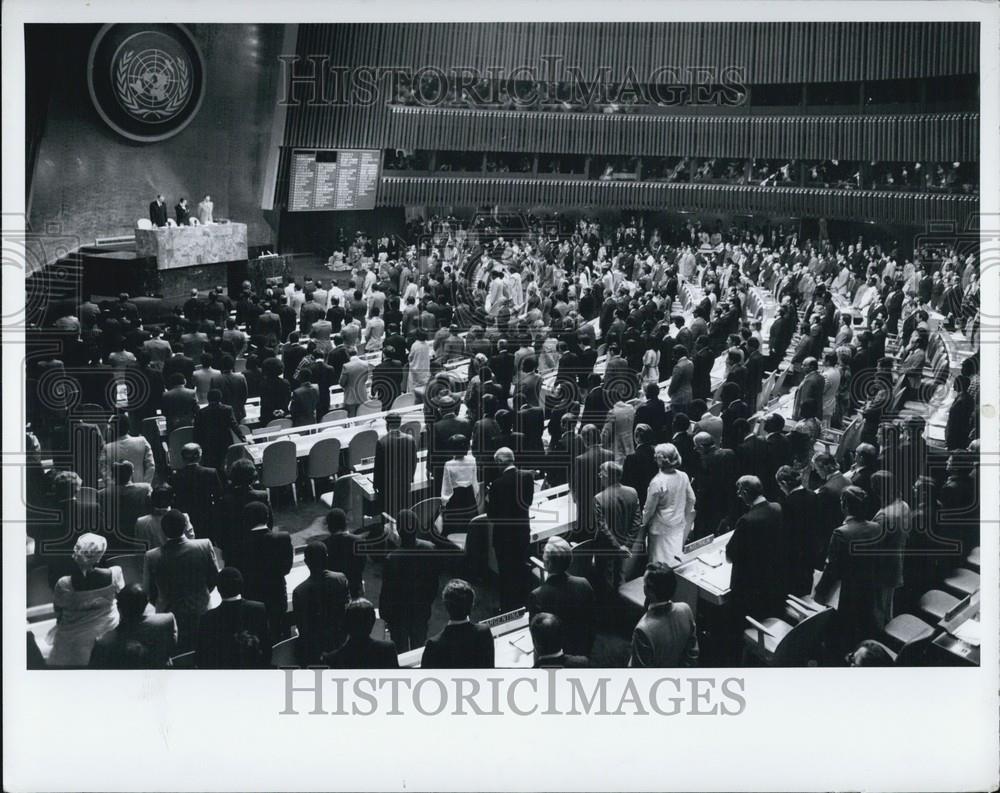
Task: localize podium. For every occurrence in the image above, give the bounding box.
[135,222,248,269]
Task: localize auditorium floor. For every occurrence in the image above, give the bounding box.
[274,495,635,666]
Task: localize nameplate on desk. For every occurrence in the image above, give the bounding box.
[683,535,715,555]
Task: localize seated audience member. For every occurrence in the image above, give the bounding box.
[421,579,495,669]
[380,510,439,654]
[143,509,219,651]
[629,563,699,668]
[324,507,367,598]
[291,542,350,666]
[46,533,126,667]
[89,584,178,669]
[530,612,589,668]
[196,567,271,669]
[528,537,595,656]
[321,598,399,669]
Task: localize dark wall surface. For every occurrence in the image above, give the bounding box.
[27,23,286,258]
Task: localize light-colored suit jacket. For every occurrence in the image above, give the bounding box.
[629,601,699,667]
[340,357,371,406]
[602,401,636,463]
[593,483,642,549]
[143,537,218,617]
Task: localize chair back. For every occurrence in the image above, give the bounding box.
[271,637,300,668]
[411,496,443,540]
[462,513,492,581]
[266,418,293,430]
[167,425,195,470]
[166,218,178,227]
[105,553,146,586]
[27,565,53,607]
[391,393,416,410]
[321,409,348,424]
[307,437,342,480]
[355,399,384,419]
[224,443,253,473]
[136,218,153,230]
[260,439,298,488]
[772,606,836,665]
[348,429,378,468]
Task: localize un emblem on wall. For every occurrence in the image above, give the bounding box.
[88,24,205,142]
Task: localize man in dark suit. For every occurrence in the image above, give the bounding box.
[99,460,151,554]
[175,197,191,226]
[629,563,699,667]
[726,476,787,624]
[379,514,439,653]
[545,413,584,487]
[570,424,614,542]
[196,567,270,668]
[148,194,168,227]
[622,424,658,508]
[814,486,890,652]
[793,357,826,421]
[193,389,246,470]
[210,355,249,423]
[429,397,472,496]
[421,579,495,669]
[292,542,350,666]
[775,465,822,594]
[489,340,515,397]
[89,584,177,668]
[143,510,219,651]
[736,420,771,488]
[161,372,199,432]
[593,461,642,592]
[530,612,589,668]
[813,451,850,560]
[528,537,595,656]
[744,337,766,408]
[487,447,535,611]
[374,412,418,521]
[169,443,223,542]
[635,382,668,442]
[322,598,399,669]
[289,370,319,426]
[692,431,738,537]
[323,508,367,598]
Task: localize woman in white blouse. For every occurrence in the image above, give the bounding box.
[440,434,480,540]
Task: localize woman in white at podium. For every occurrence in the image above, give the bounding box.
[640,443,696,565]
[197,194,214,225]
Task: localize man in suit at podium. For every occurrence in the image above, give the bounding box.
[149,194,168,227]
[175,197,191,226]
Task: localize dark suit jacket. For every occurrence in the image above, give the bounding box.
[149,200,168,227]
[193,403,243,469]
[374,430,418,519]
[635,398,668,441]
[528,572,595,655]
[175,203,191,226]
[430,415,473,471]
[89,613,178,668]
[593,484,642,550]
[780,487,823,590]
[292,570,350,665]
[814,518,888,645]
[815,472,850,556]
[622,443,658,507]
[794,371,826,420]
[546,431,585,487]
[325,530,367,598]
[161,385,199,432]
[694,446,739,530]
[196,598,271,668]
[421,621,495,669]
[211,371,249,422]
[487,466,535,557]
[534,652,589,668]
[570,445,614,527]
[379,539,439,625]
[229,527,294,622]
[726,500,786,619]
[169,463,223,536]
[323,635,400,669]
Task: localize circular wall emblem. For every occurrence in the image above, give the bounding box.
[88,24,205,142]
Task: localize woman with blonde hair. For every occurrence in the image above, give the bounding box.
[46,533,125,667]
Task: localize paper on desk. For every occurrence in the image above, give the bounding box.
[686,560,731,593]
[953,619,980,647]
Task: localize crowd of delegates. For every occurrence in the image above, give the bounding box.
[382,149,979,194]
[26,212,979,668]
